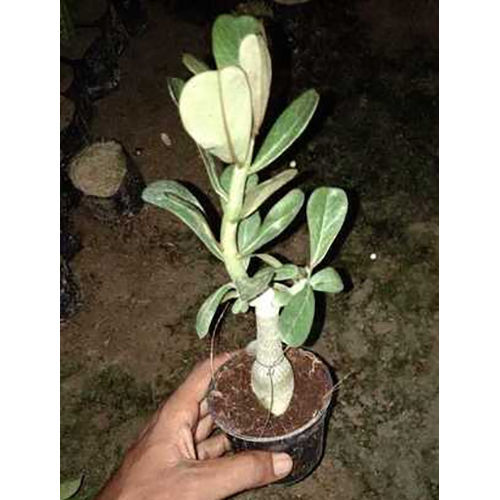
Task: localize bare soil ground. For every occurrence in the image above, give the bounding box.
[61,1,438,498]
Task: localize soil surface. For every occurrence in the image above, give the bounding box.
[209,349,332,438]
[61,1,438,499]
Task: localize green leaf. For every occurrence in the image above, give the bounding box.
[273,283,293,307]
[167,77,185,106]
[182,53,210,74]
[246,172,259,191]
[240,189,305,255]
[231,298,249,314]
[236,267,274,302]
[142,185,223,261]
[196,283,233,338]
[196,146,227,200]
[307,187,348,269]
[238,212,261,252]
[279,284,315,347]
[220,165,234,192]
[241,169,298,218]
[221,289,239,303]
[212,14,264,69]
[310,267,344,293]
[253,253,283,268]
[179,67,252,164]
[142,180,206,213]
[274,264,301,281]
[250,89,319,174]
[60,476,83,500]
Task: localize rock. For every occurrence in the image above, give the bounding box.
[373,321,395,335]
[69,140,127,197]
[69,140,145,222]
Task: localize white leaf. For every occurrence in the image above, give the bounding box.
[239,34,272,135]
[179,67,252,164]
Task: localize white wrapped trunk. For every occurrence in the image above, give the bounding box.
[251,288,294,416]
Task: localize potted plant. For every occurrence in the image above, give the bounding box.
[142,14,348,483]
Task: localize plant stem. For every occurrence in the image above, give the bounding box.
[251,288,294,416]
[219,140,293,416]
[220,164,249,282]
[220,138,255,281]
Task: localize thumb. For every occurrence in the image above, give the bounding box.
[194,450,293,499]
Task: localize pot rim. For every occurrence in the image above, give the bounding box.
[208,348,334,443]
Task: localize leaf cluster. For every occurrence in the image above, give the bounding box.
[142,15,348,347]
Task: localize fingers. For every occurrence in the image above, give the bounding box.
[196,434,231,460]
[191,450,293,499]
[156,353,234,434]
[178,424,197,460]
[199,398,209,419]
[174,352,233,405]
[194,414,214,443]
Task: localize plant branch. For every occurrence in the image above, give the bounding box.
[220,139,255,282]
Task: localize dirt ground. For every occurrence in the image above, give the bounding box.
[61,1,438,498]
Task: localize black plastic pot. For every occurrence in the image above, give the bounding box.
[208,350,333,485]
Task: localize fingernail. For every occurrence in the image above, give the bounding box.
[272,453,293,477]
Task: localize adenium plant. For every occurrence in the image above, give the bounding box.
[143,15,348,416]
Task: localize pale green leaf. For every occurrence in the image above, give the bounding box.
[212,14,264,69]
[238,212,261,252]
[220,165,235,192]
[196,146,227,200]
[221,289,239,303]
[246,172,259,191]
[279,284,315,347]
[241,169,298,218]
[167,77,185,106]
[196,283,233,338]
[182,53,210,74]
[274,264,301,281]
[179,67,252,164]
[142,186,223,261]
[220,165,236,193]
[273,283,293,307]
[240,189,305,255]
[231,298,249,314]
[253,253,283,268]
[239,33,272,134]
[310,267,344,293]
[142,180,205,213]
[307,187,348,269]
[288,278,307,296]
[236,267,274,302]
[250,89,319,173]
[60,476,83,500]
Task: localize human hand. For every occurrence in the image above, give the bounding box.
[96,352,293,500]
